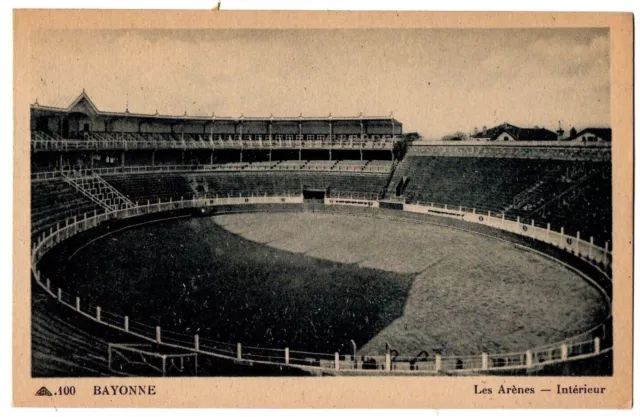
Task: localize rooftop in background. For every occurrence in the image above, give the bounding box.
[470,123,559,142]
[571,128,612,143]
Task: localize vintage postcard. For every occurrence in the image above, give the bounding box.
[13,10,633,408]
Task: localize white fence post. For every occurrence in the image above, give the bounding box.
[435,355,442,372]
[194,334,199,351]
[589,237,594,258]
[96,306,101,322]
[75,296,80,311]
[561,344,568,360]
[594,337,601,354]
[237,343,242,360]
[481,352,488,370]
[124,316,129,331]
[335,352,340,370]
[525,350,533,368]
[156,326,161,343]
[57,288,62,301]
[285,347,290,365]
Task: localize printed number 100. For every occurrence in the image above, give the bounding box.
[57,386,76,395]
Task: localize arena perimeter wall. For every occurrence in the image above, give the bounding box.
[31,196,612,376]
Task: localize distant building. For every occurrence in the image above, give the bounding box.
[470,122,559,141]
[573,128,612,143]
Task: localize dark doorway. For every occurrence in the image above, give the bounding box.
[303,188,326,203]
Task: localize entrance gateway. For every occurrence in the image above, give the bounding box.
[302,187,326,203]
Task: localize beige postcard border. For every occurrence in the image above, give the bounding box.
[12,10,633,408]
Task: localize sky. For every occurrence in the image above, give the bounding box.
[29,28,609,139]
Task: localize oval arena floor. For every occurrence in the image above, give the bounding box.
[47,211,608,358]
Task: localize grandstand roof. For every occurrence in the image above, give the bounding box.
[31,91,402,125]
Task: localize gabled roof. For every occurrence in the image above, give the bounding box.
[67,90,100,115]
[471,122,558,141]
[514,128,558,141]
[472,123,520,139]
[575,128,612,142]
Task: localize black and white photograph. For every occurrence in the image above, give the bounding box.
[13,9,634,409]
[27,26,614,379]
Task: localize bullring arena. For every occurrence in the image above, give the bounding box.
[30,93,613,376]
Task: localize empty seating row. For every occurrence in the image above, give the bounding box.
[104,175,195,205]
[100,172,389,202]
[399,157,590,212]
[31,180,99,236]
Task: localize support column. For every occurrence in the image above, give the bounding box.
[181,150,185,165]
[268,149,272,162]
[240,150,243,163]
[360,149,363,161]
[329,149,332,162]
[121,150,125,167]
[298,149,301,161]
[210,150,214,165]
[152,149,156,166]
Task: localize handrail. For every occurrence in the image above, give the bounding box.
[31,163,394,181]
[30,194,612,374]
[31,133,401,152]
